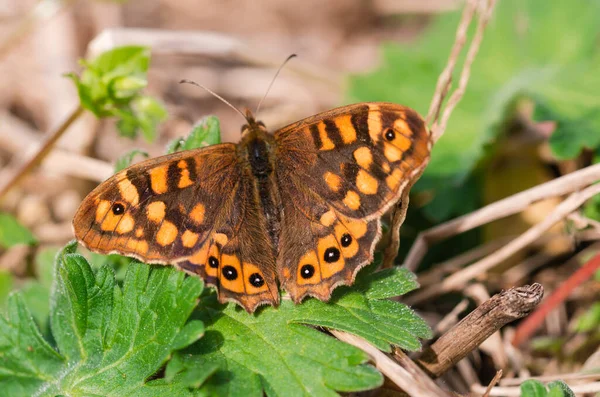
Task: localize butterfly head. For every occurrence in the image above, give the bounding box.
[241,109,268,137]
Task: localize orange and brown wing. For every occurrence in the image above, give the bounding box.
[273,102,431,302]
[276,179,380,303]
[274,102,430,220]
[73,144,279,312]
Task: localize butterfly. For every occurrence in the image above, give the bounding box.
[73,102,431,312]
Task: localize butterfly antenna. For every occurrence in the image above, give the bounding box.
[255,54,297,117]
[179,79,248,122]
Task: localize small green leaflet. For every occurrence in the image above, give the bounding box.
[167,115,221,153]
[0,212,37,249]
[66,46,167,142]
[114,149,149,172]
[520,380,576,397]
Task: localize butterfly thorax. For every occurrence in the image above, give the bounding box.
[239,117,275,177]
[238,117,282,250]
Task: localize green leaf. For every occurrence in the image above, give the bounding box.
[168,115,221,153]
[171,320,205,350]
[520,380,576,397]
[67,46,167,142]
[0,212,37,248]
[520,380,548,397]
[165,354,220,389]
[115,149,149,172]
[0,242,208,396]
[190,266,428,395]
[348,0,600,218]
[132,96,168,142]
[547,381,575,397]
[574,302,600,332]
[0,270,13,310]
[0,293,65,396]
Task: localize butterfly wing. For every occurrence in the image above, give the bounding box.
[273,102,430,302]
[73,144,279,312]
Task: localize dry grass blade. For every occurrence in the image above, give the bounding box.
[404,162,600,271]
[425,0,478,124]
[384,0,497,268]
[432,0,498,142]
[330,330,453,396]
[407,183,600,305]
[482,369,503,397]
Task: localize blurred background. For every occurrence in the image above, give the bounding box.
[0,0,599,394]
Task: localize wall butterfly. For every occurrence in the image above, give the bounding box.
[73,98,431,313]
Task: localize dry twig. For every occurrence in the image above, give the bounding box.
[407,183,600,304]
[404,162,600,272]
[512,252,600,346]
[385,0,497,268]
[431,0,497,142]
[482,369,503,397]
[415,283,543,377]
[425,0,477,124]
[331,330,453,396]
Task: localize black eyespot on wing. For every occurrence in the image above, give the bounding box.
[300,264,315,279]
[385,128,395,141]
[222,265,238,280]
[208,256,219,268]
[112,203,125,215]
[324,247,340,263]
[340,234,352,247]
[249,273,264,287]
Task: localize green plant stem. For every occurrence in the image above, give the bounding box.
[0,105,84,200]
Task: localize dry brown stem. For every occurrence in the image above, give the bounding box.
[415,283,544,378]
[407,183,600,304]
[432,0,497,142]
[425,0,478,124]
[482,369,503,397]
[404,162,600,272]
[331,330,452,396]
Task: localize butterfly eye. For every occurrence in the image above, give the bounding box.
[112,202,125,215]
[384,128,395,141]
[300,264,315,279]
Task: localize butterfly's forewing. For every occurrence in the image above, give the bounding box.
[73,144,279,312]
[273,102,430,302]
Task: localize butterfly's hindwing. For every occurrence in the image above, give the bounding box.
[277,176,380,302]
